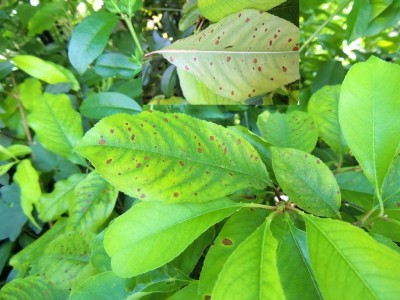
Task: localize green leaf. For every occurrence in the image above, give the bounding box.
[29,231,95,290]
[370,0,393,20]
[257,110,318,153]
[150,9,299,102]
[212,214,285,300]
[367,209,400,242]
[104,0,142,15]
[346,0,372,42]
[0,144,31,161]
[10,218,67,276]
[305,215,400,299]
[198,208,266,299]
[104,198,243,277]
[67,171,118,232]
[27,93,84,165]
[75,111,269,202]
[18,78,42,111]
[308,85,347,155]
[95,53,141,78]
[198,0,285,22]
[167,282,199,300]
[0,184,27,241]
[271,147,341,217]
[0,241,14,274]
[177,68,238,104]
[68,12,119,74]
[37,173,85,222]
[0,161,17,176]
[80,92,142,119]
[28,2,65,36]
[12,55,68,85]
[0,276,68,300]
[69,271,128,300]
[14,159,41,227]
[339,56,400,193]
[90,231,111,272]
[161,65,177,98]
[272,215,322,300]
[382,155,400,208]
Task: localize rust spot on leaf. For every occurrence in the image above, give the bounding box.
[198,147,203,153]
[131,134,136,141]
[282,66,288,72]
[173,192,179,198]
[144,156,149,161]
[136,163,142,168]
[237,139,242,144]
[110,129,114,134]
[209,135,214,141]
[106,159,112,164]
[140,194,146,198]
[179,161,185,167]
[222,238,233,246]
[246,18,250,23]
[164,118,169,122]
[227,56,231,62]
[224,147,228,155]
[99,138,106,145]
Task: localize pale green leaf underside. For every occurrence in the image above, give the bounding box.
[257,110,318,153]
[12,55,68,85]
[38,173,85,222]
[198,0,285,22]
[212,215,285,300]
[305,215,400,300]
[75,111,269,202]
[27,93,84,165]
[339,56,400,192]
[104,198,243,278]
[67,171,118,232]
[150,10,299,102]
[177,69,238,104]
[198,208,266,299]
[271,147,341,217]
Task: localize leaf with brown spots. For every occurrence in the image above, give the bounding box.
[147,9,298,103]
[75,111,270,202]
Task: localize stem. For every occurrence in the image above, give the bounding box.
[357,207,376,225]
[11,74,33,145]
[300,0,352,53]
[245,203,277,210]
[145,7,182,12]
[121,14,144,57]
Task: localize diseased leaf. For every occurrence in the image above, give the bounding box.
[271,147,341,217]
[67,171,118,232]
[14,159,41,227]
[37,173,85,222]
[12,55,68,85]
[68,12,118,74]
[149,9,299,102]
[80,92,142,119]
[198,208,266,299]
[339,56,400,193]
[198,0,285,22]
[104,198,243,277]
[29,231,95,290]
[305,215,400,300]
[212,214,285,300]
[257,110,318,153]
[75,111,269,202]
[27,93,84,165]
[0,276,68,300]
[308,85,347,155]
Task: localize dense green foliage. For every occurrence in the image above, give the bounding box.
[1,0,400,299]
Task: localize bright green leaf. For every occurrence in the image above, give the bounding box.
[271,147,341,217]
[104,198,243,277]
[14,159,41,227]
[90,231,111,273]
[0,161,17,176]
[95,53,141,78]
[150,10,299,102]
[75,111,269,202]
[198,0,285,22]
[308,85,347,155]
[257,110,318,153]
[305,215,400,300]
[27,93,84,165]
[12,55,68,85]
[67,171,118,232]
[18,78,42,111]
[69,271,128,300]
[167,282,199,300]
[339,56,400,194]
[382,155,400,208]
[198,208,266,299]
[68,12,118,74]
[212,214,285,300]
[80,92,142,119]
[29,231,95,290]
[0,276,68,300]
[371,0,393,20]
[10,218,67,276]
[37,173,85,222]
[0,145,31,161]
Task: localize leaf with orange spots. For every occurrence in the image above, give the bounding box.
[147,9,299,103]
[75,110,270,202]
[67,171,118,232]
[271,147,341,217]
[198,0,285,22]
[103,198,243,277]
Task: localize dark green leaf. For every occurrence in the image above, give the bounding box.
[95,53,141,78]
